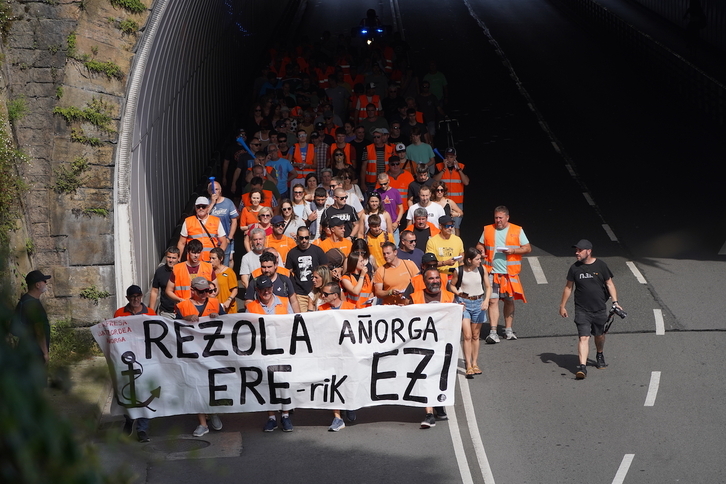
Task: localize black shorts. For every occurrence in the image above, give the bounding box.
[574,308,608,337]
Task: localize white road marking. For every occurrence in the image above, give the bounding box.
[582,192,595,205]
[719,240,726,255]
[602,224,618,241]
[525,257,548,284]
[626,261,647,284]
[653,309,665,335]
[644,371,661,406]
[612,454,635,484]
[447,391,475,484]
[551,141,561,153]
[458,373,497,483]
[565,164,576,177]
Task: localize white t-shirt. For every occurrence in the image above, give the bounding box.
[406,203,446,228]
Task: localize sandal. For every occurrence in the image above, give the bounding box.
[472,365,482,375]
[465,367,475,379]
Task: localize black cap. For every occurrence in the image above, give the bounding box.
[572,239,593,250]
[315,121,325,129]
[328,217,346,227]
[256,275,273,289]
[25,270,51,286]
[439,215,454,226]
[126,285,143,296]
[445,147,456,155]
[422,253,438,265]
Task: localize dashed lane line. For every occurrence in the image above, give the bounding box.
[525,257,548,284]
[602,224,618,242]
[653,309,665,335]
[583,192,595,206]
[612,454,635,484]
[644,371,662,407]
[626,261,647,284]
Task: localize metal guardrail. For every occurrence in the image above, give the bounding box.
[561,0,725,125]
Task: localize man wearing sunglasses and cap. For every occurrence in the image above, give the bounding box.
[13,270,52,365]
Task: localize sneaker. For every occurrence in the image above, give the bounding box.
[505,330,517,340]
[434,407,448,420]
[328,417,345,432]
[596,353,608,369]
[137,431,150,443]
[263,418,277,432]
[420,413,436,429]
[209,414,223,431]
[575,365,587,380]
[193,425,209,437]
[485,332,500,344]
[345,410,357,422]
[280,415,294,432]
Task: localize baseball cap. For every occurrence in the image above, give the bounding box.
[25,270,51,286]
[126,285,143,297]
[315,121,325,129]
[195,196,210,206]
[271,215,285,225]
[328,217,346,227]
[445,147,456,155]
[256,275,273,289]
[572,239,593,250]
[439,215,454,226]
[395,143,406,152]
[367,82,376,89]
[372,127,389,135]
[191,277,210,290]
[310,131,320,139]
[422,253,438,265]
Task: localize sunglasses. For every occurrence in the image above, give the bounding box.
[282,207,292,211]
[298,235,310,240]
[389,162,400,166]
[373,136,382,139]
[321,291,335,297]
[335,153,345,157]
[194,288,213,294]
[435,188,445,192]
[196,205,208,209]
[404,238,417,243]
[293,191,304,195]
[259,214,271,218]
[444,224,455,228]
[273,223,286,228]
[336,196,348,200]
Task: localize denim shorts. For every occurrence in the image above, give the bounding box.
[458,296,487,323]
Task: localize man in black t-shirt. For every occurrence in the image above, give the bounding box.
[285,226,328,312]
[149,246,180,318]
[559,239,624,380]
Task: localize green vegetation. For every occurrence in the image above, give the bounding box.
[53,98,116,134]
[49,319,102,369]
[51,157,89,194]
[0,115,28,244]
[66,31,77,58]
[0,0,13,43]
[70,129,101,146]
[82,208,109,217]
[24,238,34,255]
[109,0,146,14]
[118,18,138,35]
[56,86,64,99]
[79,285,111,305]
[83,59,123,80]
[7,96,27,125]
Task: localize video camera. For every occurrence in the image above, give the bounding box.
[603,304,627,333]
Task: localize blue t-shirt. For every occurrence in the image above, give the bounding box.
[209,197,239,234]
[266,158,294,194]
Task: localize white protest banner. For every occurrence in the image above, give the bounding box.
[93,304,462,419]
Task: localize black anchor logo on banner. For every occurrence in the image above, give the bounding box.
[115,351,161,411]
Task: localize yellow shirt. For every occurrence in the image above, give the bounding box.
[425,233,464,274]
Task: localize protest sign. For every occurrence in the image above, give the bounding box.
[93,304,462,418]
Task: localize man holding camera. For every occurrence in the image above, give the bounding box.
[559,239,624,380]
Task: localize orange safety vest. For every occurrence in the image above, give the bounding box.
[410,288,456,304]
[114,305,156,318]
[172,262,214,300]
[404,222,440,237]
[292,143,316,179]
[364,144,395,184]
[315,67,335,89]
[329,143,354,163]
[183,215,222,262]
[246,296,291,314]
[341,273,373,308]
[319,301,357,310]
[382,46,394,74]
[356,95,381,120]
[482,223,523,276]
[241,190,275,209]
[324,124,340,138]
[345,74,365,89]
[175,297,223,318]
[435,162,466,204]
[387,170,414,203]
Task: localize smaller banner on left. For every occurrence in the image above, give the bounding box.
[92,304,462,419]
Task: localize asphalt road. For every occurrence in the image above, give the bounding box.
[104,1,726,482]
